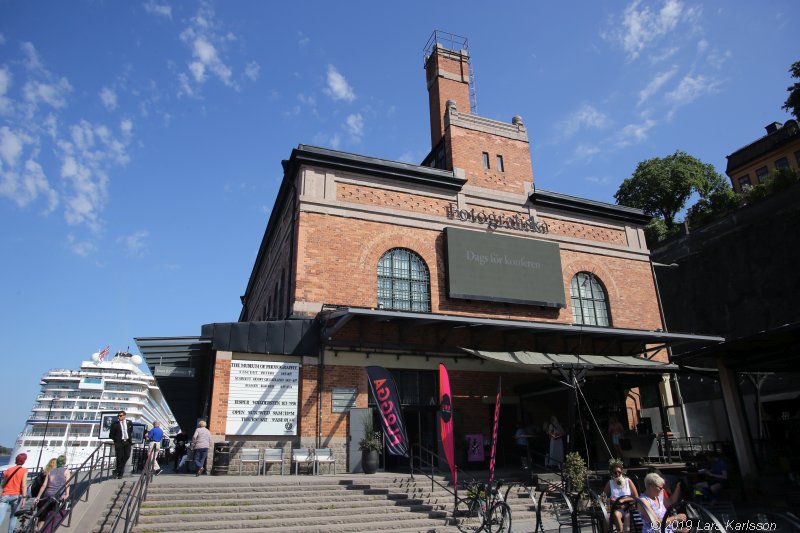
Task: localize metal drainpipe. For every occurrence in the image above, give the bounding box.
[317,339,324,449]
[287,182,298,318]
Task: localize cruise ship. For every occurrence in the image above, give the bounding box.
[8,349,179,470]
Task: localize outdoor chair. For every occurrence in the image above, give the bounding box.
[262,447,284,475]
[552,489,596,532]
[314,447,335,475]
[292,448,315,475]
[238,447,262,476]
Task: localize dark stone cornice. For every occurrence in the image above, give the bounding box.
[284,144,466,191]
[530,188,651,225]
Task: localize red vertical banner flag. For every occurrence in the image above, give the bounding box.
[488,376,502,485]
[439,364,456,487]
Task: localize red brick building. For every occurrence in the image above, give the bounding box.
[138,33,721,473]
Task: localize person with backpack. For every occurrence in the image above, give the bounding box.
[0,453,28,533]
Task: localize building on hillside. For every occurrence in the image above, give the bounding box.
[726,119,800,192]
[136,32,722,474]
[651,182,800,480]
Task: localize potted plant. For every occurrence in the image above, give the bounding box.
[359,415,383,474]
[563,451,597,514]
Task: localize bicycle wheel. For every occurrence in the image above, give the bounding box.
[487,501,511,533]
[454,497,485,533]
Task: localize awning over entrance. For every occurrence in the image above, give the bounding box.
[321,307,724,358]
[461,348,679,373]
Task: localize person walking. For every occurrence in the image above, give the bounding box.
[147,421,164,475]
[33,455,70,533]
[191,420,212,476]
[0,453,28,533]
[109,410,134,478]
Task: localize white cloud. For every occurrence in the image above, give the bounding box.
[99,87,118,111]
[0,126,26,166]
[605,0,685,60]
[143,0,172,18]
[345,113,364,139]
[396,151,417,164]
[244,61,260,81]
[120,230,149,257]
[325,65,355,102]
[20,42,43,72]
[177,5,241,96]
[57,119,131,230]
[22,77,71,114]
[120,118,133,137]
[0,127,58,211]
[585,176,611,185]
[638,65,678,106]
[614,118,656,148]
[0,67,11,115]
[649,46,679,63]
[573,143,601,162]
[697,39,709,54]
[297,31,310,47]
[665,73,720,109]
[0,33,5,45]
[66,234,96,257]
[560,104,609,137]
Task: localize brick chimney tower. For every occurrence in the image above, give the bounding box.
[424,32,472,148]
[423,31,534,195]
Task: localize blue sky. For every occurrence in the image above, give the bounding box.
[0,0,797,448]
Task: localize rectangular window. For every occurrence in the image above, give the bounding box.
[738,175,751,188]
[775,157,789,170]
[496,155,504,172]
[756,166,769,183]
[482,152,490,169]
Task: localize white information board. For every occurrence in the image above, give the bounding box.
[225,359,300,435]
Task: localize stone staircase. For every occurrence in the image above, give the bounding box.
[85,473,556,533]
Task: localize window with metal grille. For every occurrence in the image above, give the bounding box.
[569,272,611,326]
[377,248,431,312]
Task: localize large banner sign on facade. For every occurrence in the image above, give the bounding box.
[226,359,299,435]
[445,227,567,308]
[366,366,410,457]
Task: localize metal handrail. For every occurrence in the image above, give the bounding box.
[19,441,117,532]
[109,444,158,533]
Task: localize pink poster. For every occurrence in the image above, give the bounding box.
[439,364,456,487]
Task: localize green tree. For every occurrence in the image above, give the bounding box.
[615,151,726,240]
[783,60,800,121]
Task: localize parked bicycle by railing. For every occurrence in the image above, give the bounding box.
[453,478,512,533]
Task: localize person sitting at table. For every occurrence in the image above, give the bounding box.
[603,458,638,532]
[639,472,687,533]
[694,453,728,501]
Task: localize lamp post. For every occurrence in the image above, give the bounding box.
[651,261,692,441]
[35,397,56,471]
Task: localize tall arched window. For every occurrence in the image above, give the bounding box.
[377,248,431,312]
[570,272,611,326]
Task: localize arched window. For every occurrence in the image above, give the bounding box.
[377,248,431,312]
[570,272,611,326]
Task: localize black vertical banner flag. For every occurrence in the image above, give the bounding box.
[366,366,410,457]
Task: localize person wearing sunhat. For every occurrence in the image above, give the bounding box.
[0,453,28,533]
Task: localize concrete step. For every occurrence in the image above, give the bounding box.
[131,514,452,532]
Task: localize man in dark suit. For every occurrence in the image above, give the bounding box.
[109,410,133,478]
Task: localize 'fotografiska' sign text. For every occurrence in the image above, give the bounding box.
[226,360,299,436]
[445,203,549,234]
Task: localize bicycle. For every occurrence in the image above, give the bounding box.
[454,479,512,533]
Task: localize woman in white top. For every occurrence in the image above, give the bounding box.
[639,472,686,533]
[603,459,638,532]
